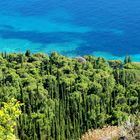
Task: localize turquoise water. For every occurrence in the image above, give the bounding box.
[0,0,140,61]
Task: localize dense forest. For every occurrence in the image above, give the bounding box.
[0,51,140,140]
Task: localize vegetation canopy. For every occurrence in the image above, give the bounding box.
[0,52,139,140]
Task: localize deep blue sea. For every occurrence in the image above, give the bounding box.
[0,0,140,61]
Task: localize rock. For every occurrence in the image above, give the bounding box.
[76,57,86,63]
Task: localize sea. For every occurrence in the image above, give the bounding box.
[0,0,140,61]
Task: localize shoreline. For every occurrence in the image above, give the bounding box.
[1,51,140,63]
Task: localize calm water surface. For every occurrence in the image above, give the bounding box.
[0,0,140,61]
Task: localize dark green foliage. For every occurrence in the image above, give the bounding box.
[0,52,139,140]
[25,50,31,57]
[124,56,132,64]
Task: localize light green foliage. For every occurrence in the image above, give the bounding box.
[0,98,22,140]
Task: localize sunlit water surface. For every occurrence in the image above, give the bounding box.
[0,0,140,61]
